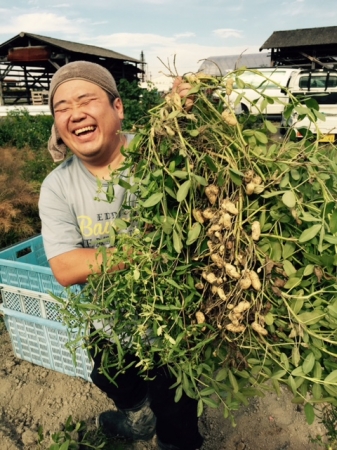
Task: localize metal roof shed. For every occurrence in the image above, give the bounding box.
[260,26,337,68]
[198,53,271,76]
[0,32,143,106]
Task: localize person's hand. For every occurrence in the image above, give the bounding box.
[172,76,194,111]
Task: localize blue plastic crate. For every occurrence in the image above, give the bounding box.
[0,235,78,296]
[0,284,92,381]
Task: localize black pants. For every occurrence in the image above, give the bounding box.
[90,347,204,450]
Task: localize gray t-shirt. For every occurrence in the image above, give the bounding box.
[39,137,135,261]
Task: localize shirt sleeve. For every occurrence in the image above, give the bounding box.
[38,172,84,261]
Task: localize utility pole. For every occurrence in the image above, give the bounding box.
[140,51,146,82]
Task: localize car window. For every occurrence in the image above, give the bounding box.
[298,75,337,89]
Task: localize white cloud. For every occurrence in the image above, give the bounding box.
[0,13,84,35]
[174,32,195,39]
[138,0,168,3]
[86,33,175,49]
[74,31,259,77]
[213,29,243,39]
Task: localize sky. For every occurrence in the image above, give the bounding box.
[0,0,336,80]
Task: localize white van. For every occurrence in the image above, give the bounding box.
[281,69,337,141]
[225,67,300,118]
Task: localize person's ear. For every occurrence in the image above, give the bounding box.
[113,97,124,120]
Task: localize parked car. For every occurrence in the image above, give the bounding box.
[216,67,300,119]
[281,69,337,142]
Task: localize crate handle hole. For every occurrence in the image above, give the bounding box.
[16,246,32,258]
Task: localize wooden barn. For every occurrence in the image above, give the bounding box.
[260,26,337,69]
[0,32,144,106]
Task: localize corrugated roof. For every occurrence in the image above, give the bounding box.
[1,32,141,63]
[198,53,271,76]
[260,26,337,50]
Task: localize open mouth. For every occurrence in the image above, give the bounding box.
[74,126,96,136]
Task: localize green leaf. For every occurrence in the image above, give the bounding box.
[270,240,282,261]
[300,212,321,222]
[174,385,183,403]
[186,222,202,245]
[324,385,337,397]
[290,169,301,181]
[113,218,128,230]
[193,174,208,186]
[197,399,204,417]
[229,168,243,186]
[314,362,322,380]
[292,347,301,367]
[173,229,183,253]
[271,369,287,380]
[276,354,287,371]
[297,310,325,326]
[201,397,218,408]
[109,226,116,246]
[200,387,216,396]
[312,383,322,400]
[288,375,297,395]
[261,190,285,198]
[329,209,337,234]
[302,352,315,375]
[283,242,296,259]
[164,186,177,199]
[254,130,268,144]
[327,301,337,319]
[284,277,301,290]
[291,298,304,315]
[323,235,337,244]
[59,442,70,450]
[303,264,314,276]
[264,312,274,325]
[283,260,297,276]
[171,170,188,179]
[204,155,218,172]
[142,192,163,207]
[279,172,289,188]
[265,120,278,133]
[282,191,296,208]
[298,224,322,243]
[304,403,315,425]
[176,179,191,202]
[324,370,337,384]
[291,367,305,377]
[228,370,239,393]
[215,368,228,382]
[166,278,182,289]
[118,178,132,189]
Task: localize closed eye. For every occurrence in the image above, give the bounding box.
[55,107,70,113]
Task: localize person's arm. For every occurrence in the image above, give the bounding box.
[39,168,129,287]
[49,247,126,287]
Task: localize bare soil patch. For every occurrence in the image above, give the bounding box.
[0,319,328,450]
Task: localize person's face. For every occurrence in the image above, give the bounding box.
[53,79,124,164]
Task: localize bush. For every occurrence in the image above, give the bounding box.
[0,109,53,149]
[0,147,42,248]
[117,79,162,131]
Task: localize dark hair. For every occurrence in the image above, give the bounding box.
[106,91,120,106]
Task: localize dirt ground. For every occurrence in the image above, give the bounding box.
[0,317,329,450]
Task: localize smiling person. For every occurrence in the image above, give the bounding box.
[38,61,203,450]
